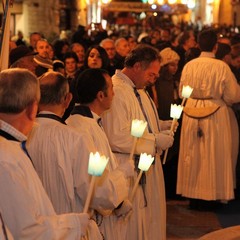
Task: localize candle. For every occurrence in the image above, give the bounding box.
[170,104,183,119]
[88,152,109,176]
[131,119,147,138]
[138,153,155,171]
[182,85,193,98]
[83,152,109,213]
[181,85,193,106]
[130,153,154,202]
[129,119,148,161]
[163,104,183,164]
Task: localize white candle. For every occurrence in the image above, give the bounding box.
[138,153,155,171]
[131,119,147,138]
[130,153,154,202]
[170,104,183,120]
[83,152,109,214]
[182,85,193,98]
[88,152,109,176]
[163,104,183,165]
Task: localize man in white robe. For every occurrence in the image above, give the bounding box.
[102,44,174,240]
[177,29,240,207]
[0,68,91,239]
[0,213,14,240]
[67,68,134,240]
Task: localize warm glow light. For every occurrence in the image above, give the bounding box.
[138,153,154,171]
[168,0,177,4]
[88,152,109,176]
[181,85,193,98]
[131,119,147,138]
[157,0,165,4]
[151,4,157,9]
[102,0,111,3]
[187,0,195,8]
[148,0,155,4]
[153,12,158,16]
[170,104,183,119]
[181,0,188,4]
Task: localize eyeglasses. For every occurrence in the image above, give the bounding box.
[148,72,159,79]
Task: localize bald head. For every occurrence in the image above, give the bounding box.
[38,71,69,105]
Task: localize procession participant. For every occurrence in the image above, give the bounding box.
[67,68,134,240]
[0,68,90,239]
[102,44,174,240]
[177,29,240,210]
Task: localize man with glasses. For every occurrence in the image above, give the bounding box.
[102,44,174,240]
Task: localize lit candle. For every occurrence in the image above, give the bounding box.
[129,119,147,161]
[131,119,147,138]
[163,104,183,164]
[83,152,109,213]
[138,153,155,171]
[170,104,184,119]
[88,152,109,176]
[129,153,154,202]
[181,85,193,106]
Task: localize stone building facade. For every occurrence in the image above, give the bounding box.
[1,0,240,41]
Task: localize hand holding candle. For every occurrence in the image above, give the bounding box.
[129,119,147,161]
[83,152,109,213]
[162,104,183,164]
[129,153,154,202]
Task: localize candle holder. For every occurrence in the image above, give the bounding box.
[129,153,154,202]
[83,152,109,213]
[162,104,183,164]
[129,119,147,162]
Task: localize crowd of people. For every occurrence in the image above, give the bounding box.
[1,23,240,239]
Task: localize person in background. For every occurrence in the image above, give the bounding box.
[100,38,117,76]
[29,32,42,51]
[15,30,26,46]
[126,35,137,51]
[52,39,70,62]
[70,42,85,69]
[113,37,130,70]
[177,29,240,210]
[34,38,53,77]
[63,51,79,80]
[148,47,181,199]
[0,68,91,239]
[62,51,79,120]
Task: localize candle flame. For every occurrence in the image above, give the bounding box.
[182,85,193,98]
[131,119,147,137]
[170,104,183,119]
[88,152,109,176]
[138,153,154,171]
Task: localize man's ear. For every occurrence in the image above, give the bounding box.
[133,62,142,73]
[26,101,38,121]
[63,92,73,109]
[96,91,104,102]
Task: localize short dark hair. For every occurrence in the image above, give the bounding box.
[124,44,160,69]
[76,68,109,104]
[198,29,217,52]
[215,43,231,60]
[39,72,69,105]
[63,51,79,63]
[178,31,192,46]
